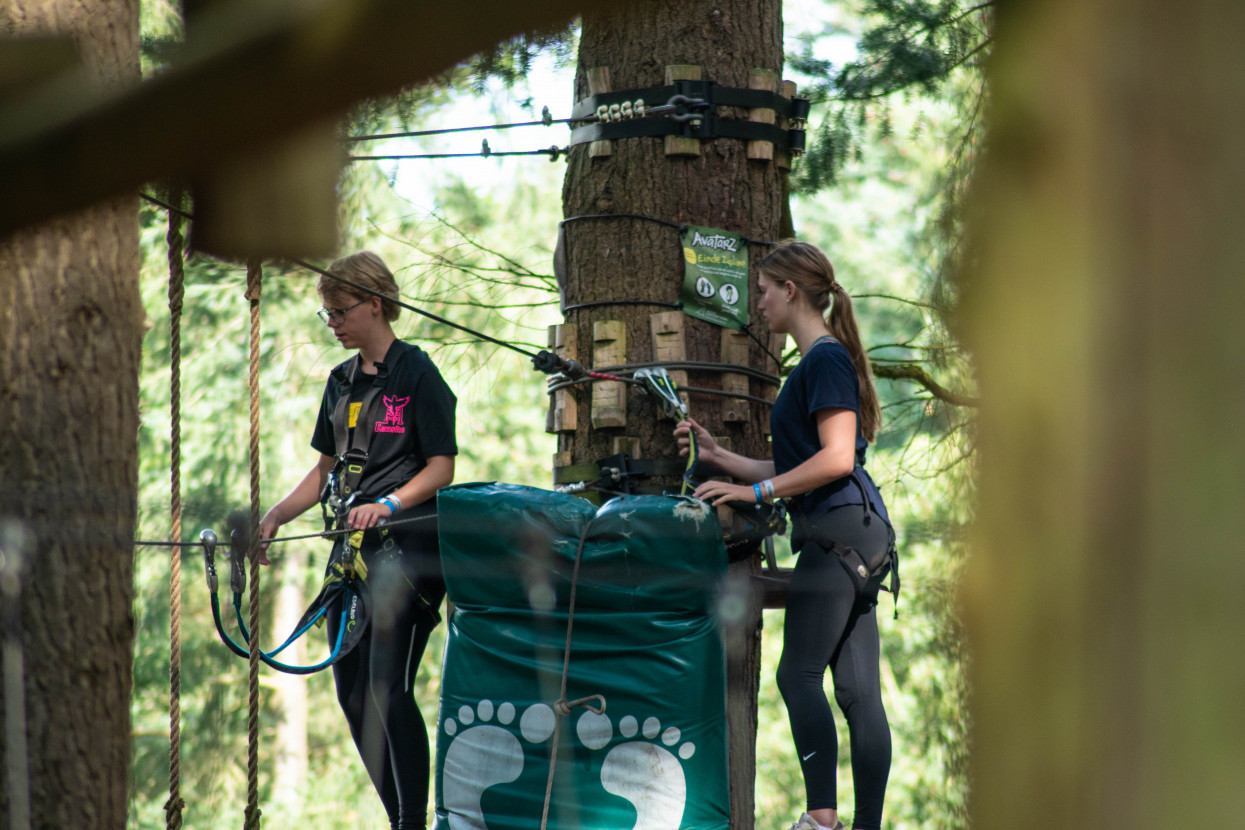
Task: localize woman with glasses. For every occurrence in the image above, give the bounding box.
[260,250,457,830]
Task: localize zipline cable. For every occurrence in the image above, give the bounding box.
[350,145,567,162]
[132,513,439,550]
[138,194,543,365]
[346,106,588,142]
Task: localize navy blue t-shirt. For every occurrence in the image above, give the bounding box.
[770,337,889,523]
[311,340,458,502]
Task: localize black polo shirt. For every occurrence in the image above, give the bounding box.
[311,340,458,502]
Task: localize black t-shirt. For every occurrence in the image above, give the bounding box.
[311,340,458,502]
[770,337,889,522]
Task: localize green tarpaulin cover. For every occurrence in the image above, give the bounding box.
[433,482,730,830]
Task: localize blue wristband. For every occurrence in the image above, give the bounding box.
[378,497,397,514]
[753,483,763,504]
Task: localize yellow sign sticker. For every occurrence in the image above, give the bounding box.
[349,402,362,428]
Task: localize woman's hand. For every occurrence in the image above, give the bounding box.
[692,479,757,507]
[257,510,283,566]
[674,418,717,464]
[348,501,393,530]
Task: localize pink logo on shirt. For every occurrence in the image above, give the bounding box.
[375,395,409,433]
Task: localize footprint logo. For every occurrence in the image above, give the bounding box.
[576,711,696,830]
[442,700,556,830]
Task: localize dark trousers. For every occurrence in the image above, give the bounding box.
[326,538,442,830]
[776,505,892,829]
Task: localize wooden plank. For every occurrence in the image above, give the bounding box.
[746,68,778,162]
[721,327,751,422]
[587,66,612,159]
[664,64,702,158]
[192,118,339,259]
[591,320,627,428]
[776,79,798,171]
[552,450,573,487]
[545,323,579,433]
[0,0,617,237]
[649,310,689,417]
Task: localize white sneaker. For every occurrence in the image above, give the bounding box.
[788,815,845,830]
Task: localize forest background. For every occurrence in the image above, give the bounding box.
[129,0,984,827]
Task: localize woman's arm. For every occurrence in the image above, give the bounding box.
[346,454,455,530]
[259,453,335,563]
[675,418,776,483]
[692,408,856,506]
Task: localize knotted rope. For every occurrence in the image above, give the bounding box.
[164,201,186,830]
[539,520,606,830]
[244,260,263,830]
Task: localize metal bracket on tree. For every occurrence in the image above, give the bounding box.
[568,78,809,152]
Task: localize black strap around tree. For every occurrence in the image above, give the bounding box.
[569,114,804,151]
[569,80,811,122]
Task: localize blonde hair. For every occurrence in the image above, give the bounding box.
[759,240,881,442]
[319,251,401,322]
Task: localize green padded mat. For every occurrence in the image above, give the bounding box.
[433,482,730,830]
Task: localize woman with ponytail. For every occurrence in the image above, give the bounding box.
[675,240,893,830]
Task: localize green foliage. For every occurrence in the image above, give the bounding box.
[790,0,992,194]
[130,114,565,829]
[131,2,976,828]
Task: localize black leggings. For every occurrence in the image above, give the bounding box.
[776,505,892,829]
[326,543,442,830]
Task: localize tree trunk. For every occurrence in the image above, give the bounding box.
[963,0,1245,827]
[562,4,784,826]
[0,2,140,829]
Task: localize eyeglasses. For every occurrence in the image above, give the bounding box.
[317,299,367,324]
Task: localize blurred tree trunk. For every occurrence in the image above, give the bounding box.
[0,2,141,828]
[963,1,1245,827]
[563,3,785,825]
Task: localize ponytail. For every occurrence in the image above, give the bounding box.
[826,285,881,442]
[759,241,882,442]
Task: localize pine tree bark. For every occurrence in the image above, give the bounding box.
[0,1,141,828]
[964,0,1245,828]
[563,3,784,826]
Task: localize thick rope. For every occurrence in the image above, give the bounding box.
[539,520,605,830]
[164,202,186,830]
[244,260,263,830]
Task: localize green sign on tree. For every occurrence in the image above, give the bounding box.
[678,225,749,330]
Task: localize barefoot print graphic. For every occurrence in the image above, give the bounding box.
[576,711,696,830]
[442,700,556,830]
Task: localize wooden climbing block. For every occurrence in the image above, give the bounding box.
[776,79,798,171]
[546,324,579,434]
[746,68,779,162]
[649,311,689,418]
[587,67,613,159]
[664,65,702,158]
[591,320,627,429]
[612,436,641,457]
[721,327,751,422]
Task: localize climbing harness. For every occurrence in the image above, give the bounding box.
[550,366,788,560]
[635,367,697,495]
[198,515,370,675]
